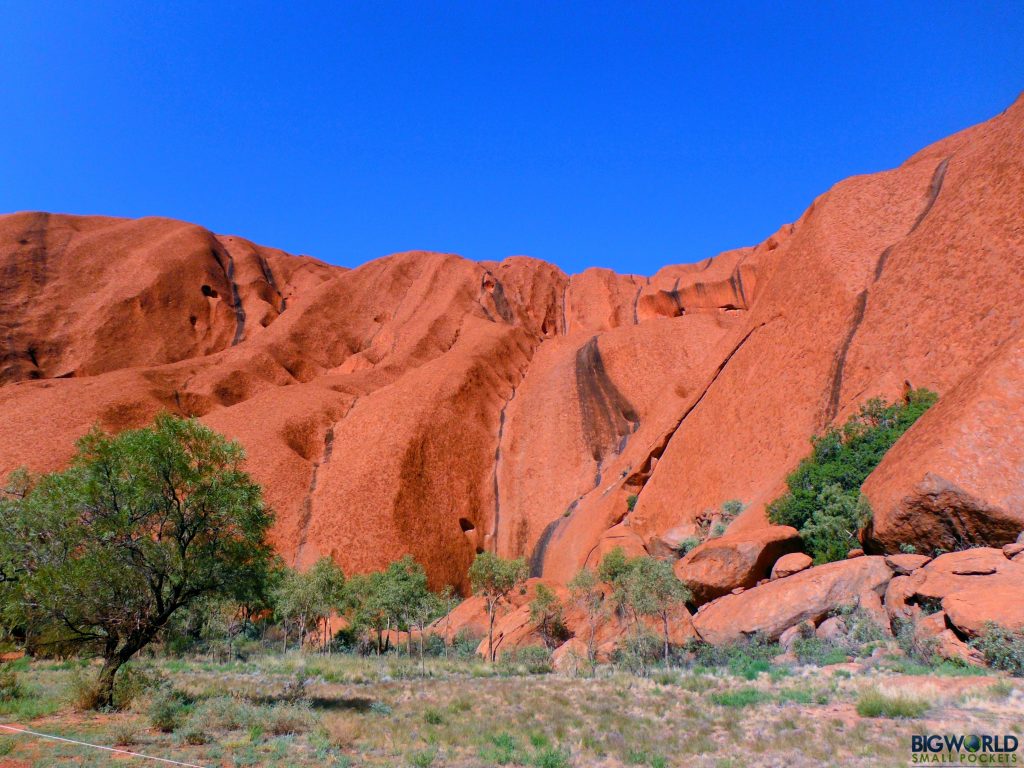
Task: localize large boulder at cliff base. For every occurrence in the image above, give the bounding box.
[674,526,802,604]
[692,556,893,645]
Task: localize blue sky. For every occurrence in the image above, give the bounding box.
[2,2,1021,275]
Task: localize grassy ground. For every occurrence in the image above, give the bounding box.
[0,653,1021,767]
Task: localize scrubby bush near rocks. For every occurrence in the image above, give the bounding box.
[499,646,553,675]
[768,389,937,562]
[970,623,1024,677]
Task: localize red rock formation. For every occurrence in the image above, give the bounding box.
[1,94,1022,618]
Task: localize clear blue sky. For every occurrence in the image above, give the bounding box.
[2,2,1021,275]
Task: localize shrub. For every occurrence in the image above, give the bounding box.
[791,636,848,666]
[318,714,362,750]
[69,669,107,711]
[0,664,21,700]
[856,688,930,718]
[109,722,140,746]
[193,696,255,731]
[686,633,780,672]
[480,732,524,765]
[148,688,190,732]
[626,494,638,511]
[423,706,446,725]
[970,623,1024,677]
[265,703,315,735]
[532,746,571,768]
[709,687,769,707]
[409,748,438,767]
[615,630,662,675]
[676,537,701,556]
[451,630,484,659]
[768,389,937,562]
[179,723,211,745]
[500,646,553,675]
[113,663,163,709]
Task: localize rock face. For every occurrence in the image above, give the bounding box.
[692,557,893,645]
[1,95,1023,613]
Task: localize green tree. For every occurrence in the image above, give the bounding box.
[380,555,430,656]
[597,549,690,662]
[619,556,690,662]
[768,389,937,562]
[528,584,566,649]
[0,414,273,707]
[274,557,345,653]
[468,553,528,662]
[567,568,605,662]
[801,485,872,565]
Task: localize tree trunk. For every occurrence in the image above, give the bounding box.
[662,613,670,663]
[94,656,123,709]
[487,602,496,662]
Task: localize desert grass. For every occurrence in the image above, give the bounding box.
[0,653,1019,766]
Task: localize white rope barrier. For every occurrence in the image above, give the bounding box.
[0,722,207,767]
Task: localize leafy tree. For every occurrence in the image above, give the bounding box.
[619,556,690,662]
[528,584,567,649]
[379,555,430,656]
[0,414,273,707]
[597,549,690,662]
[801,485,872,564]
[596,546,631,586]
[768,389,937,562]
[567,568,605,662]
[274,557,345,652]
[468,553,528,662]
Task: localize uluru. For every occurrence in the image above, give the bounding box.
[3,5,1024,763]
[3,94,1023,594]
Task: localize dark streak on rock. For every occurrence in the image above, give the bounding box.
[211,242,247,346]
[575,336,639,465]
[529,517,563,578]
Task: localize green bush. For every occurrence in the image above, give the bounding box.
[768,389,937,562]
[615,630,663,675]
[709,687,769,707]
[148,687,191,732]
[856,688,930,718]
[499,646,553,675]
[791,636,849,666]
[113,663,164,709]
[970,623,1024,677]
[0,664,21,700]
[686,633,780,673]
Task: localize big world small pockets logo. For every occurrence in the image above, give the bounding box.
[912,734,1020,764]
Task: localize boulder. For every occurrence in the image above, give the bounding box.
[942,586,1024,637]
[674,526,802,605]
[857,589,893,636]
[846,548,864,559]
[936,630,986,667]
[771,552,813,580]
[883,575,914,621]
[861,333,1024,554]
[779,621,815,650]
[884,554,932,575]
[692,556,893,645]
[816,616,847,643]
[1003,542,1024,558]
[902,548,1024,603]
[551,637,590,674]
